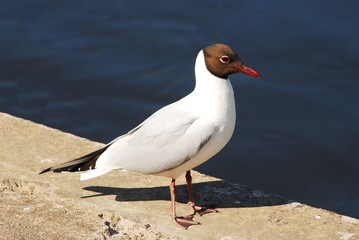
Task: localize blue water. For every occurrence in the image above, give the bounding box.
[1,1,358,218]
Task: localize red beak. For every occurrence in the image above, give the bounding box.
[237,65,261,78]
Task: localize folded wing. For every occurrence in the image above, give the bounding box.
[93,104,216,175]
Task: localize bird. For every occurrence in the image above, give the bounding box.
[39,43,260,229]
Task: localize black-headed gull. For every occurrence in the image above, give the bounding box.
[40,43,260,228]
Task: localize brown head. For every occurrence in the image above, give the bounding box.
[203,43,260,79]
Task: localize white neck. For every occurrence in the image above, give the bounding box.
[194,50,229,91]
[188,50,236,124]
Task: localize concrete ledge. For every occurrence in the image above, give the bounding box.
[0,112,358,239]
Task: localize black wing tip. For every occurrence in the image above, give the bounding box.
[38,145,110,175]
[39,167,63,174]
[39,167,65,174]
[38,167,52,174]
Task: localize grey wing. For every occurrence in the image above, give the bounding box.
[96,105,216,174]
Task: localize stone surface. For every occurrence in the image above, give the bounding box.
[0,112,358,239]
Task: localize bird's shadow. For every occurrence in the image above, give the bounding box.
[82,180,289,208]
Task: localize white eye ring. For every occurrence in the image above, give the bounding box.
[219,55,230,64]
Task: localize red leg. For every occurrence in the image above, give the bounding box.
[185,170,218,216]
[170,178,199,229]
[186,170,195,207]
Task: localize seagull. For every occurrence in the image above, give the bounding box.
[39,43,260,229]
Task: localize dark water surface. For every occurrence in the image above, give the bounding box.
[1,1,358,218]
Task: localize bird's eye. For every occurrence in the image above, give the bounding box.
[219,55,230,64]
